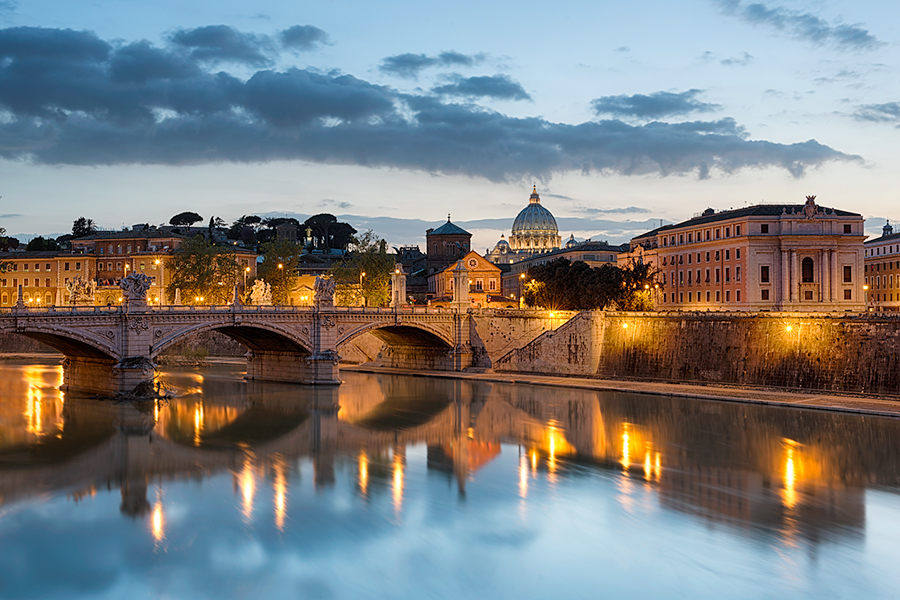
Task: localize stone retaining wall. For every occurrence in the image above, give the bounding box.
[495,311,900,395]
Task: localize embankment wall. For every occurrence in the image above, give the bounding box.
[495,311,900,395]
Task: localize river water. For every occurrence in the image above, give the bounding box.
[1,359,899,599]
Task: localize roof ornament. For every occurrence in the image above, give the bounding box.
[803,195,818,219]
[447,213,451,223]
[884,220,893,237]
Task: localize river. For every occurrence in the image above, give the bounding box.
[0,359,898,599]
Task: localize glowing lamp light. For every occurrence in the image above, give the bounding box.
[622,323,629,329]
[786,325,793,332]
[863,285,869,291]
[644,284,650,290]
[549,312,556,318]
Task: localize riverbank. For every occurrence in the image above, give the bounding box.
[344,364,900,418]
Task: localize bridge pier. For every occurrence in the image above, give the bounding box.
[245,350,340,385]
[62,356,156,395]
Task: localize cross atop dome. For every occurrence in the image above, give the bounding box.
[530,185,541,204]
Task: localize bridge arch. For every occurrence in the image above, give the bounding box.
[151,320,314,358]
[0,323,121,360]
[336,321,455,350]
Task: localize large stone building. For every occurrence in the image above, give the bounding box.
[863,220,900,311]
[0,226,257,307]
[618,197,866,312]
[508,186,562,256]
[428,251,516,308]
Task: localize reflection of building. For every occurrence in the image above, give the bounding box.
[863,221,900,311]
[618,197,865,311]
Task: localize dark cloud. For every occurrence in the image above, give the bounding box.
[378,51,486,78]
[720,52,753,66]
[854,102,900,125]
[279,25,329,51]
[0,213,22,218]
[0,0,16,13]
[613,46,630,53]
[591,89,720,120]
[169,25,274,66]
[0,26,861,182]
[719,1,883,51]
[433,75,531,101]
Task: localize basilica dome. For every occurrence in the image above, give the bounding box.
[509,186,562,254]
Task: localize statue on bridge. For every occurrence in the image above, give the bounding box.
[66,276,97,306]
[250,279,272,305]
[119,273,152,309]
[314,275,336,308]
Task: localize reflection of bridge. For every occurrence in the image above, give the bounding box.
[0,303,568,393]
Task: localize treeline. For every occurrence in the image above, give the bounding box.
[524,258,658,311]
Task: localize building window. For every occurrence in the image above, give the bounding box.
[75,262,81,271]
[715,290,720,301]
[761,289,770,300]
[117,262,122,271]
[801,257,814,282]
[716,229,721,239]
[45,264,51,271]
[679,292,684,302]
[726,290,731,301]
[45,278,50,287]
[64,262,69,271]
[736,266,741,282]
[706,291,710,302]
[679,271,684,284]
[671,293,675,302]
[23,264,28,272]
[725,227,731,238]
[688,271,692,285]
[127,244,132,253]
[804,290,814,300]
[98,263,103,271]
[705,269,710,283]
[736,249,741,259]
[705,252,710,262]
[687,254,692,264]
[688,233,692,243]
[725,250,730,260]
[705,230,710,241]
[140,262,145,271]
[117,244,122,253]
[843,265,852,283]
[725,267,730,282]
[715,251,720,261]
[736,290,741,302]
[1,293,6,305]
[844,289,852,300]
[736,225,741,236]
[99,247,104,255]
[715,268,720,283]
[761,224,769,234]
[23,278,28,287]
[107,262,112,271]
[844,224,851,234]
[679,234,684,244]
[688,292,692,302]
[489,279,496,291]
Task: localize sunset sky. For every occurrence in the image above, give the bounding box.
[1,0,898,251]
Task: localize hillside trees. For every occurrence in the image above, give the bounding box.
[166,235,240,304]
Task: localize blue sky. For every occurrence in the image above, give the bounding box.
[0,0,898,251]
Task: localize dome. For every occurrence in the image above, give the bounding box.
[512,187,558,234]
[565,234,578,249]
[495,236,510,251]
[509,186,562,254]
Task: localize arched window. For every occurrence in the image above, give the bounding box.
[801,257,814,283]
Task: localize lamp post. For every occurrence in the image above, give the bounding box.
[360,271,366,307]
[864,284,871,312]
[519,273,526,308]
[155,258,162,304]
[278,263,284,306]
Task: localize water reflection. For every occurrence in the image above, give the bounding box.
[0,360,899,597]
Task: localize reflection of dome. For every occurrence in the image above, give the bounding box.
[565,234,578,249]
[509,186,561,254]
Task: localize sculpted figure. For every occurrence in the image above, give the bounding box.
[66,276,97,304]
[314,275,336,306]
[250,279,272,305]
[118,273,152,302]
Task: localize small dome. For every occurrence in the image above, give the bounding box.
[495,235,510,251]
[565,234,578,249]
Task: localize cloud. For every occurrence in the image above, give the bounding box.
[719,1,883,51]
[591,89,720,120]
[433,75,531,101]
[720,52,753,66]
[279,25,330,51]
[613,46,630,53]
[0,1,15,14]
[169,25,274,66]
[853,102,900,125]
[0,26,861,182]
[378,51,486,78]
[0,213,23,218]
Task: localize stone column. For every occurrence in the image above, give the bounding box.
[790,250,798,303]
[822,250,831,302]
[451,261,469,312]
[15,284,24,309]
[831,249,840,303]
[390,264,407,309]
[781,250,790,306]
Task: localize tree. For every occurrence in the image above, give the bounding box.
[169,211,203,227]
[208,216,226,229]
[303,214,357,250]
[72,217,97,238]
[523,258,658,310]
[257,237,304,305]
[166,235,240,305]
[26,236,61,251]
[227,215,262,240]
[330,230,394,306]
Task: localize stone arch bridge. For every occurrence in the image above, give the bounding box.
[0,301,569,394]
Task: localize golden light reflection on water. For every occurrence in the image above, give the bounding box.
[783,439,799,510]
[151,502,165,544]
[273,458,287,531]
[392,451,404,515]
[193,402,204,446]
[240,457,257,521]
[621,425,630,471]
[358,450,369,497]
[519,453,528,498]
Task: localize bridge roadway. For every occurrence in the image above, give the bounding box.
[0,302,568,394]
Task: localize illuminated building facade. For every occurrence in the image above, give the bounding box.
[863,221,900,311]
[618,197,866,311]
